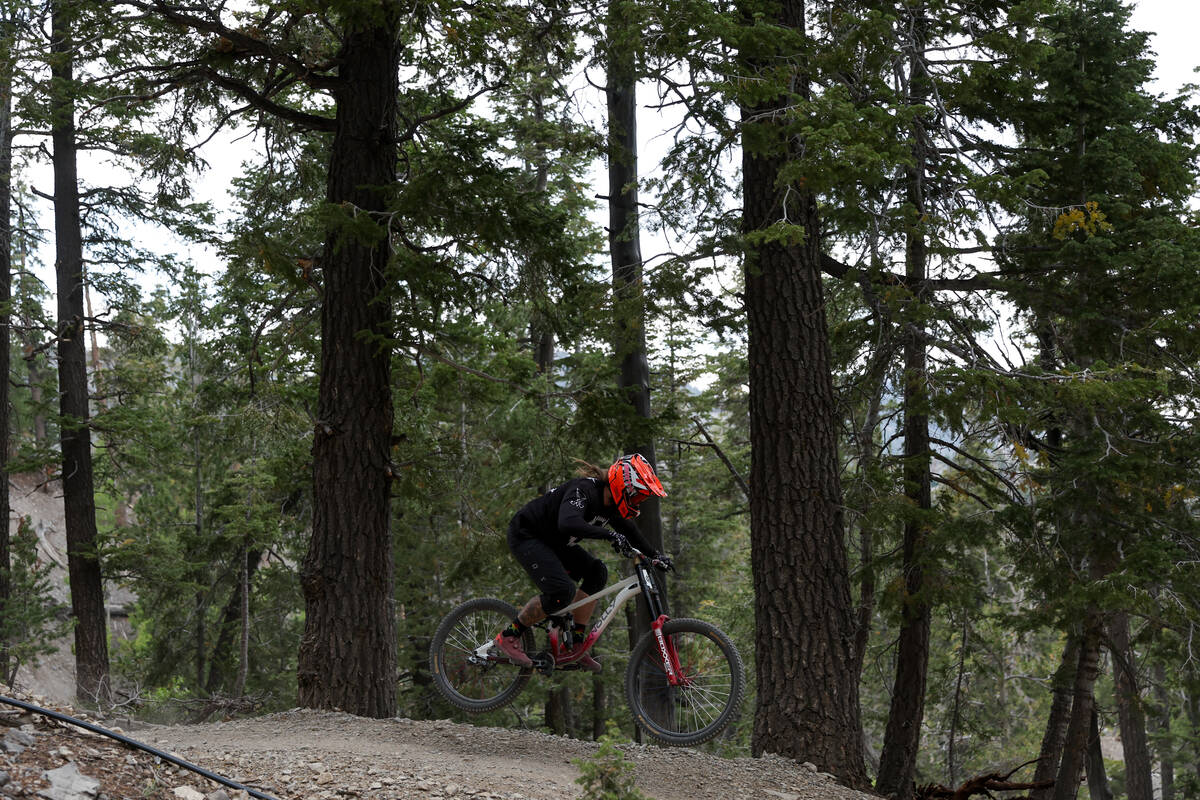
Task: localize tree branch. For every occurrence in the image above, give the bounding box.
[691,417,750,500]
[195,66,335,132]
[122,0,341,90]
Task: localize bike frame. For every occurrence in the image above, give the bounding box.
[471,551,679,678]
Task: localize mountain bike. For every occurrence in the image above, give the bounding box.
[428,545,745,747]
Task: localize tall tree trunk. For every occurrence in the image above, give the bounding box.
[739,0,867,786]
[1154,662,1175,800]
[545,686,575,736]
[606,0,669,740]
[1053,613,1103,800]
[193,590,206,688]
[1031,632,1081,800]
[0,5,13,682]
[606,0,662,552]
[592,673,606,740]
[946,614,970,789]
[50,0,110,705]
[17,244,48,448]
[205,548,263,695]
[297,12,399,719]
[1109,611,1153,800]
[876,17,933,795]
[1188,682,1200,792]
[236,544,249,696]
[850,349,888,682]
[1085,706,1112,800]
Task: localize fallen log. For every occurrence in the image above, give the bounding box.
[914,759,1053,799]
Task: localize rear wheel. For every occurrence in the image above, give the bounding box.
[625,618,744,746]
[429,598,534,712]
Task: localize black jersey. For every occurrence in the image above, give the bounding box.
[510,477,654,553]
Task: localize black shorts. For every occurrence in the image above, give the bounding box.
[507,524,606,613]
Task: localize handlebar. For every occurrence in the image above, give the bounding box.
[612,541,674,572]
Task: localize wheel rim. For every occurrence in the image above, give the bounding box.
[439,606,520,703]
[630,629,735,738]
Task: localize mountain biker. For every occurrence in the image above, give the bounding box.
[494,453,672,673]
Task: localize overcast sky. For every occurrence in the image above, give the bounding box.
[1131,0,1200,95]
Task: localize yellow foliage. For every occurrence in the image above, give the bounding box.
[1052,201,1113,240]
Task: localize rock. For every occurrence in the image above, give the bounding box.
[3,730,36,755]
[800,762,818,773]
[204,791,231,800]
[38,762,100,800]
[0,771,8,787]
[6,733,36,748]
[171,787,205,800]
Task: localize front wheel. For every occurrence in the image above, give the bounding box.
[625,618,745,747]
[429,598,534,712]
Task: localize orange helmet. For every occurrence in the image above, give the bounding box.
[607,454,667,519]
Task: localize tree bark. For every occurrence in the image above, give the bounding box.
[606,0,661,560]
[50,0,110,706]
[739,0,867,786]
[1186,680,1200,793]
[1031,632,1081,800]
[592,673,606,740]
[849,352,887,682]
[0,5,13,682]
[1053,613,1103,800]
[205,548,263,695]
[546,686,575,736]
[16,247,48,448]
[1085,705,1112,800]
[876,14,933,794]
[297,10,400,719]
[606,0,669,740]
[1109,611,1153,800]
[1154,662,1175,800]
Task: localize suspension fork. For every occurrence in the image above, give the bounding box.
[650,614,685,686]
[636,559,683,684]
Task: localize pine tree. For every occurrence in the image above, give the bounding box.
[736,0,868,784]
[49,0,111,705]
[990,1,1200,795]
[0,0,19,682]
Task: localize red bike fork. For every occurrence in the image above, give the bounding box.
[651,615,685,686]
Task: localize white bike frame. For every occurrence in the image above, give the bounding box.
[471,566,650,663]
[559,570,643,639]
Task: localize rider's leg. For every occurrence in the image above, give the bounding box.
[507,534,575,628]
[562,547,607,627]
[558,550,606,673]
[517,588,594,626]
[515,594,547,627]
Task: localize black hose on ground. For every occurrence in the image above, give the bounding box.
[0,694,280,800]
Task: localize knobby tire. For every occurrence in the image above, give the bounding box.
[625,617,745,747]
[429,598,534,712]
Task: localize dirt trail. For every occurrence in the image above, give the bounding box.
[146,710,878,800]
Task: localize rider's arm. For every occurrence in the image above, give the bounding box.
[608,514,656,556]
[556,484,616,541]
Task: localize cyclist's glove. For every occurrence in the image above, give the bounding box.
[651,554,674,572]
[609,532,635,557]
